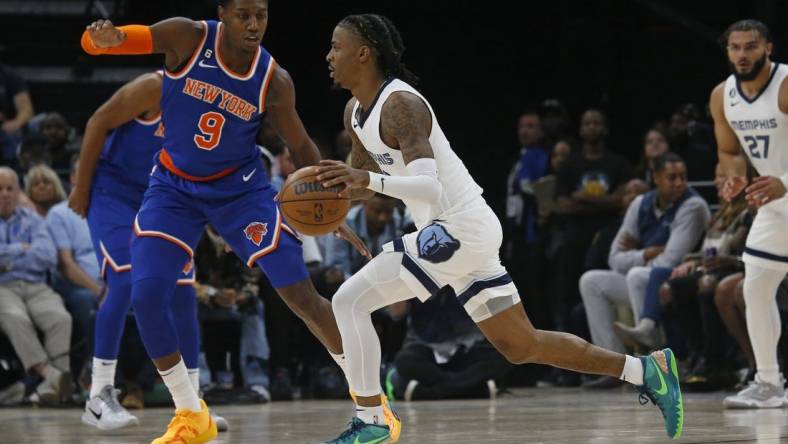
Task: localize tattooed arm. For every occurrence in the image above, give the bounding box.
[317,91,442,204]
[343,98,379,201]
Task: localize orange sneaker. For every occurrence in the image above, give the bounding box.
[151,399,217,444]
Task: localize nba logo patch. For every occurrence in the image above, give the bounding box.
[244,222,268,246]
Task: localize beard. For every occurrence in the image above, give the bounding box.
[730,53,768,81]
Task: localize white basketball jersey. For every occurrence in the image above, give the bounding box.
[351,78,485,228]
[724,63,788,177]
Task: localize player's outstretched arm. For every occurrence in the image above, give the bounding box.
[68,72,162,218]
[81,18,203,71]
[265,65,322,168]
[710,82,747,201]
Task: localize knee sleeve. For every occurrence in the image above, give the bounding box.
[171,285,199,369]
[331,252,415,396]
[130,237,189,360]
[332,251,412,315]
[132,276,179,360]
[743,263,784,378]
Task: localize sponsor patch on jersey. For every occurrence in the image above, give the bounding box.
[416,223,460,263]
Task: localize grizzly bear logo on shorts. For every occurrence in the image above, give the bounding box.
[416,223,460,263]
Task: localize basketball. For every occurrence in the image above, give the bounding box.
[279,166,351,235]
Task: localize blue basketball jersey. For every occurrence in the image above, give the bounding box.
[160,20,276,179]
[93,109,164,202]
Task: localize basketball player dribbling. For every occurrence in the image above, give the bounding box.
[711,19,788,409]
[80,1,383,442]
[316,13,683,443]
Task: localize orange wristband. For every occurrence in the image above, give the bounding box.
[80,25,152,55]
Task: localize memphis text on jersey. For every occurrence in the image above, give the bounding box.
[182,77,257,121]
[367,149,394,165]
[730,118,778,131]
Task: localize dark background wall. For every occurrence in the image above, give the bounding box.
[4,0,786,213]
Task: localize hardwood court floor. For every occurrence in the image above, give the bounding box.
[1,388,787,443]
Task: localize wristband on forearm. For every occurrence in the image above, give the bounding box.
[81,25,153,55]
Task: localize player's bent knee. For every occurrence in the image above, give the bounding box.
[131,277,171,313]
[330,283,351,313]
[331,272,378,316]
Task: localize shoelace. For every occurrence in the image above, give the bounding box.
[102,388,126,414]
[638,384,678,426]
[162,411,200,443]
[742,380,765,394]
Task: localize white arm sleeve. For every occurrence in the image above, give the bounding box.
[366,157,442,204]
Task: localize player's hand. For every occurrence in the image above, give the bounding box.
[316,160,369,198]
[745,176,786,208]
[68,186,91,218]
[334,222,371,260]
[721,176,748,202]
[86,19,125,48]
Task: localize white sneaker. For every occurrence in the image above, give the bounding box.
[213,414,229,432]
[82,385,140,430]
[723,375,785,409]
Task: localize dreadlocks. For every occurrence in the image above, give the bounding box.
[339,14,419,86]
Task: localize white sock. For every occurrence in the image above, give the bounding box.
[188,368,200,394]
[356,404,385,425]
[90,358,117,398]
[620,355,644,386]
[743,264,784,387]
[330,352,350,382]
[158,358,201,412]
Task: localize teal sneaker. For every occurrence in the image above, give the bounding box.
[316,417,391,444]
[636,348,684,439]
